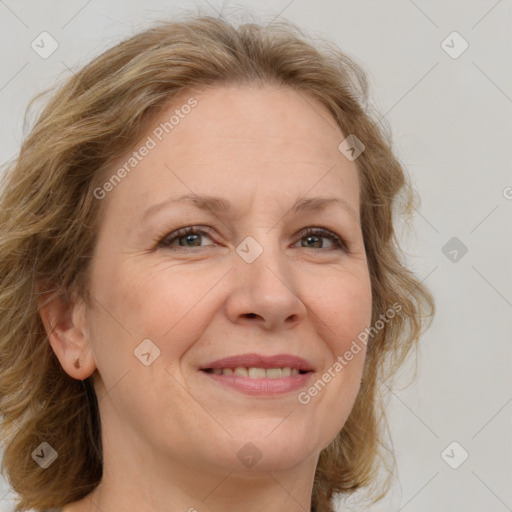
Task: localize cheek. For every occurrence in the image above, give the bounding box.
[91,263,224,360]
[294,270,372,448]
[310,268,372,353]
[307,269,371,401]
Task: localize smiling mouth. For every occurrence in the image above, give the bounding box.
[200,366,314,396]
[201,367,310,378]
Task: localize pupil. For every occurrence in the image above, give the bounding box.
[181,234,200,246]
[305,236,320,248]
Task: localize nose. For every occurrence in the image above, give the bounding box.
[224,236,307,331]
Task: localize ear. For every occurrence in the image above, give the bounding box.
[37,282,96,380]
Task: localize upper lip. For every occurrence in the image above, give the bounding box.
[200,353,315,372]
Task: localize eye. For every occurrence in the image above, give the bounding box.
[158,226,217,249]
[157,226,347,251]
[294,227,347,251]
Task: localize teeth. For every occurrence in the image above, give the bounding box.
[209,367,302,378]
[248,367,267,379]
[266,368,282,379]
[234,367,248,377]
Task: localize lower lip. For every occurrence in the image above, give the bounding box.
[200,370,314,396]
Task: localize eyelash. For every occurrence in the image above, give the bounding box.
[157,226,348,252]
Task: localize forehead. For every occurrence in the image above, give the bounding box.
[165,83,344,160]
[98,83,360,222]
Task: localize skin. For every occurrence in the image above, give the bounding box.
[39,83,372,512]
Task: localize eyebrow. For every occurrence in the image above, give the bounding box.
[141,193,359,223]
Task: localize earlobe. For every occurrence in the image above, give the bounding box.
[37,285,96,380]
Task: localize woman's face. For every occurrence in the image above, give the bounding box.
[81,84,372,479]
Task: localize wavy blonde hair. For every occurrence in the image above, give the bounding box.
[0,12,434,512]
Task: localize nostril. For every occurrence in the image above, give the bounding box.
[245,313,257,319]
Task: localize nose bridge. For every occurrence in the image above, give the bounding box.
[235,230,287,290]
[227,229,305,326]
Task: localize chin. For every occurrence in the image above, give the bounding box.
[210,426,322,474]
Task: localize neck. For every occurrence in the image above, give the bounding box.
[73,458,317,512]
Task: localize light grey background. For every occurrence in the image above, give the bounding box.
[1,1,510,511]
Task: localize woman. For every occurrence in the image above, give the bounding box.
[0,13,434,512]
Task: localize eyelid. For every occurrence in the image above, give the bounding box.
[157,226,216,248]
